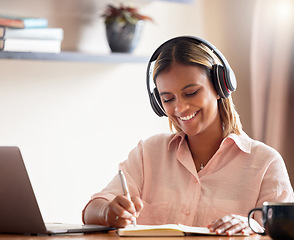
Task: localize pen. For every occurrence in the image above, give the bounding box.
[118,170,137,227]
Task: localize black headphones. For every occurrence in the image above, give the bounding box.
[146,36,237,117]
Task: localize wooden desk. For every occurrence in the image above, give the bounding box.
[0,231,271,240]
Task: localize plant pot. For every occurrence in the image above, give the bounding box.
[105,20,144,53]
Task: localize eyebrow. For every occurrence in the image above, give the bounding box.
[159,84,200,96]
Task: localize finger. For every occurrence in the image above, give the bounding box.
[112,195,136,216]
[112,205,135,220]
[214,217,240,234]
[225,221,247,236]
[106,204,133,228]
[131,196,144,215]
[117,195,137,215]
[209,215,234,231]
[242,226,254,235]
[105,204,127,224]
[109,215,132,228]
[107,197,134,221]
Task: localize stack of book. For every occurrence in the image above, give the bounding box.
[0,14,64,53]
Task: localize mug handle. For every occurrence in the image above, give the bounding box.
[248,208,266,235]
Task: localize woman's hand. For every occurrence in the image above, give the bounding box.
[207,214,254,236]
[103,195,143,228]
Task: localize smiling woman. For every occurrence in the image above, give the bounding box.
[148,37,242,174]
[82,36,293,236]
[155,63,221,138]
[152,38,241,137]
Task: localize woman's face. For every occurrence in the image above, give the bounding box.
[156,62,221,137]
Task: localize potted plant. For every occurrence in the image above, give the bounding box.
[101,4,153,53]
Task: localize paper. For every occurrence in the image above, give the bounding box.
[117,223,249,237]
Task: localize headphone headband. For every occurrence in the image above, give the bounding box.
[146,36,237,117]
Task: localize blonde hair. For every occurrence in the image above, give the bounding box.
[153,39,242,137]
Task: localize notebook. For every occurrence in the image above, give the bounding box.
[117,224,249,237]
[0,146,114,235]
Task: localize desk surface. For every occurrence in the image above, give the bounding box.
[0,231,271,240]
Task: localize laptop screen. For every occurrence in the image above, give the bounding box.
[0,147,47,234]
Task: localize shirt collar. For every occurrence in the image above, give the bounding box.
[168,130,252,154]
[168,131,186,151]
[224,130,252,154]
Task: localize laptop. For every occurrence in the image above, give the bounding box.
[0,146,114,235]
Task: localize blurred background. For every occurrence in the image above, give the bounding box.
[0,0,293,224]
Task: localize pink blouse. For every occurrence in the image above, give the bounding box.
[83,131,293,226]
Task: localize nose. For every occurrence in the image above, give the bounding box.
[175,98,189,113]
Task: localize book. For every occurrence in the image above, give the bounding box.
[0,27,64,40]
[0,15,48,29]
[117,224,249,237]
[0,38,61,53]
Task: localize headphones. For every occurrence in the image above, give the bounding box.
[146,36,237,117]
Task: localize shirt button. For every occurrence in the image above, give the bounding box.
[185,210,190,215]
[194,178,197,183]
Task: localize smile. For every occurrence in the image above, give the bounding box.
[179,111,198,121]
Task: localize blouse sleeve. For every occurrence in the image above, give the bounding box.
[254,150,293,224]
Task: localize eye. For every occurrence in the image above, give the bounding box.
[162,97,175,103]
[186,89,199,97]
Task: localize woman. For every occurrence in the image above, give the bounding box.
[82,36,293,235]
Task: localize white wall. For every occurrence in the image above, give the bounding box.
[0,0,204,223]
[0,60,170,223]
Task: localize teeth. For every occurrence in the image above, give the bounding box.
[179,111,197,121]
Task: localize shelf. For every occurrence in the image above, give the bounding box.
[142,0,193,3]
[0,51,150,64]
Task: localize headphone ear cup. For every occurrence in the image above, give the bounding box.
[212,65,230,99]
[150,88,167,117]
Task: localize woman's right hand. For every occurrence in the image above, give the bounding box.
[103,195,143,228]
